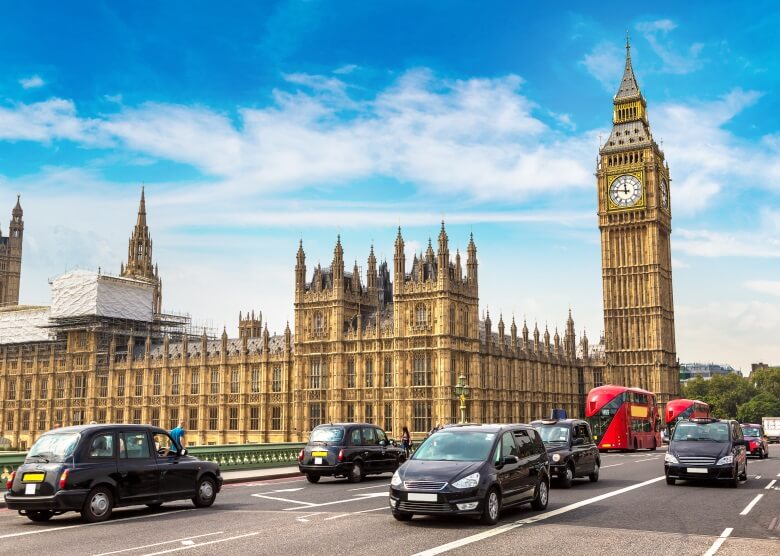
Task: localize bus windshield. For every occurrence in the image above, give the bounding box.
[586,393,625,440]
[672,422,729,442]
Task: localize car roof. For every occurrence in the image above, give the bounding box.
[435,423,533,433]
[42,424,169,435]
[530,419,584,426]
[313,422,381,428]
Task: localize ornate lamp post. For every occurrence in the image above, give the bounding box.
[454,374,470,424]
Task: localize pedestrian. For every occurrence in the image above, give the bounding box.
[401,426,412,457]
[170,420,186,451]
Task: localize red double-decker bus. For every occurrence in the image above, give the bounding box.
[665,399,710,429]
[585,385,661,451]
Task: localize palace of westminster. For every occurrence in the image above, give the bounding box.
[0,43,680,448]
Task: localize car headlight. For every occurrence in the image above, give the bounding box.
[716,455,733,466]
[551,453,561,463]
[391,470,402,487]
[452,472,480,489]
[664,453,679,464]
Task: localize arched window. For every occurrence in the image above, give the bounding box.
[415,304,428,327]
[313,312,324,334]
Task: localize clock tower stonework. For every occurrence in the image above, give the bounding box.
[597,38,679,403]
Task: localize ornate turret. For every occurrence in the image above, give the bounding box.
[565,309,576,359]
[393,227,405,284]
[295,240,306,292]
[522,319,529,350]
[239,310,262,340]
[1,195,24,305]
[437,221,449,283]
[332,235,344,284]
[121,187,162,313]
[367,245,377,294]
[454,250,462,281]
[466,233,478,286]
[510,316,517,346]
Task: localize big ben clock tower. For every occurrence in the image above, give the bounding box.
[597,37,679,403]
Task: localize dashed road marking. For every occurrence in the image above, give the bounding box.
[349,483,390,491]
[284,491,387,511]
[324,506,388,520]
[633,458,659,463]
[141,532,259,555]
[739,494,764,516]
[93,532,224,556]
[764,479,776,490]
[703,527,733,556]
[412,475,666,556]
[251,493,317,506]
[601,463,624,468]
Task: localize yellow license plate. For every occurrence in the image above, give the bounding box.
[22,472,45,483]
[311,451,328,457]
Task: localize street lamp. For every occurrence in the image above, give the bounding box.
[454,374,470,424]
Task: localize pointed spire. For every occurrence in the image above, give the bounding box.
[296,239,305,263]
[615,32,641,100]
[12,194,22,217]
[137,186,147,227]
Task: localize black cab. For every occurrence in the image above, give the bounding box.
[298,422,406,483]
[531,419,601,488]
[4,424,222,522]
[664,418,748,487]
[389,423,550,525]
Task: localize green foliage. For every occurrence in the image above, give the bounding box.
[736,393,780,424]
[681,369,780,421]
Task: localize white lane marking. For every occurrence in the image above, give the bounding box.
[93,532,224,556]
[251,493,316,506]
[633,458,659,462]
[0,509,191,540]
[349,483,390,491]
[601,463,624,468]
[142,532,259,556]
[180,541,194,546]
[755,475,761,479]
[296,512,322,522]
[283,491,387,511]
[324,506,388,520]
[225,477,306,488]
[767,480,778,490]
[703,527,733,556]
[739,494,764,516]
[412,475,666,556]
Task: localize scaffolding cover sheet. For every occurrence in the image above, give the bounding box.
[0,307,51,344]
[50,270,154,321]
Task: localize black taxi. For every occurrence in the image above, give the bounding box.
[531,419,601,488]
[4,424,222,522]
[298,423,406,483]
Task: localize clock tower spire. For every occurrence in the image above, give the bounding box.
[597,35,679,403]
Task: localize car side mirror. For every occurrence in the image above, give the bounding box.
[503,455,520,465]
[379,440,387,447]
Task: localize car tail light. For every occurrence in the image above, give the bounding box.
[298,449,304,462]
[750,441,758,450]
[59,469,69,490]
[338,449,344,462]
[5,471,15,490]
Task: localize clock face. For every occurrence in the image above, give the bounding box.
[660,178,669,209]
[609,174,643,208]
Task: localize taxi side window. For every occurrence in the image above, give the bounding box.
[362,427,378,446]
[153,433,177,456]
[349,427,362,446]
[122,432,151,459]
[501,432,518,458]
[89,433,114,458]
[529,429,546,455]
[375,428,388,445]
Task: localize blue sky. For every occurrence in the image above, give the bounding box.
[0,1,778,373]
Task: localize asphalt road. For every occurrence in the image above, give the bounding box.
[1,449,778,556]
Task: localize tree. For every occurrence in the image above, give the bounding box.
[681,374,755,419]
[736,393,780,424]
[749,367,780,400]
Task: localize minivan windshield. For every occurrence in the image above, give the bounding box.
[672,422,729,442]
[309,426,345,443]
[535,425,570,444]
[412,431,496,462]
[740,426,761,437]
[27,432,80,462]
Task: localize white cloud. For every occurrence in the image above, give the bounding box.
[333,64,358,75]
[745,280,780,297]
[581,41,624,90]
[19,75,45,89]
[0,99,107,145]
[675,228,780,258]
[635,19,704,75]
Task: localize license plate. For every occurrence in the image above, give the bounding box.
[25,483,36,495]
[311,451,328,457]
[22,472,45,483]
[687,468,708,474]
[408,492,437,502]
[314,457,323,465]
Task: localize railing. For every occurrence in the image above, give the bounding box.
[0,443,305,492]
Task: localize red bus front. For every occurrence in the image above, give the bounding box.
[585,385,661,451]
[665,399,710,429]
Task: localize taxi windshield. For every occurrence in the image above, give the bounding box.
[535,425,570,444]
[27,433,81,462]
[672,422,729,442]
[412,431,496,462]
[309,427,345,443]
[741,426,761,437]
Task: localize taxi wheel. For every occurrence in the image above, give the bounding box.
[480,487,501,525]
[306,473,321,484]
[81,486,114,523]
[560,464,574,489]
[26,510,54,522]
[192,476,217,508]
[348,462,364,483]
[589,462,600,483]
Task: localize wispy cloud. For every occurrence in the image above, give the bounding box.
[581,41,624,90]
[675,227,780,258]
[19,75,45,89]
[745,280,780,298]
[635,19,704,74]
